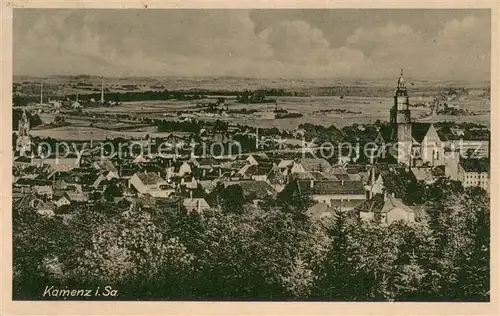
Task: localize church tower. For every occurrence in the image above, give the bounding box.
[390,70,412,165]
[16,109,32,155]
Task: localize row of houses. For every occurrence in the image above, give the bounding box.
[13,142,489,225]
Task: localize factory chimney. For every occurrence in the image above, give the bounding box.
[40,82,43,105]
[100,77,104,104]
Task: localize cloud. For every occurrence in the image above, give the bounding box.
[13,11,490,81]
[344,16,490,80]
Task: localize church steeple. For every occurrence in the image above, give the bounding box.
[16,109,32,155]
[396,69,407,96]
[390,69,412,166]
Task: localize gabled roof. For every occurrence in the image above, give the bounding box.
[134,172,166,185]
[240,164,275,177]
[460,158,489,173]
[411,123,432,143]
[236,181,277,199]
[355,193,414,214]
[297,158,333,173]
[277,159,294,168]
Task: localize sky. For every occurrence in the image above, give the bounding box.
[13,9,491,81]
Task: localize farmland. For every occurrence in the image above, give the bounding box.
[16,76,490,140]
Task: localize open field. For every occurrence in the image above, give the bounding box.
[17,75,490,140]
[26,93,490,141]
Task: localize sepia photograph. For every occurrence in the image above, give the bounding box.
[6,5,494,306]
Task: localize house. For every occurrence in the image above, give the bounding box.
[53,195,71,208]
[132,153,153,164]
[129,172,174,198]
[65,191,89,203]
[166,161,192,179]
[14,193,55,217]
[183,197,211,213]
[296,179,366,206]
[198,179,218,194]
[34,185,53,200]
[225,180,277,203]
[290,158,333,177]
[364,164,416,200]
[458,158,489,192]
[353,193,415,225]
[237,163,276,181]
[51,176,84,194]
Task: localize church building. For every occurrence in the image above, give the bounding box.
[16,109,32,156]
[377,70,446,167]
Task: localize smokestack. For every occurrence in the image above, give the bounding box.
[100,77,104,104]
[40,82,43,105]
[76,91,79,103]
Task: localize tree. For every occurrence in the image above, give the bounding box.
[275,181,314,218]
[13,208,70,298]
[67,211,194,298]
[208,184,245,214]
